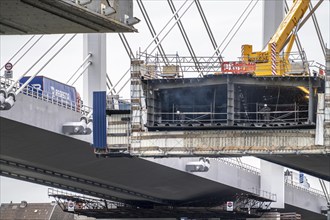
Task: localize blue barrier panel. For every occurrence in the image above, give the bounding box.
[93,91,107,149]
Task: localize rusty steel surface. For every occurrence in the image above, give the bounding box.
[130,129,325,156]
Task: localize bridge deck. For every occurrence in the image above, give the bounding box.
[0,0,136,34]
[0,92,328,218]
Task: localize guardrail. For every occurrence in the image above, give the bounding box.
[0,76,92,116]
[285,180,327,198]
[249,187,277,202]
[212,158,260,176]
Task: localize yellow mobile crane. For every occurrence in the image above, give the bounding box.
[241,0,310,76]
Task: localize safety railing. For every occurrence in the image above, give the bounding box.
[150,109,309,126]
[285,179,328,198]
[0,76,92,116]
[138,51,320,78]
[213,158,260,176]
[0,76,19,90]
[249,187,277,202]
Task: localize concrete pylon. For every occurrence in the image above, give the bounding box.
[83,33,107,107]
[262,0,284,48]
[82,1,107,107]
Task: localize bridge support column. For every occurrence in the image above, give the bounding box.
[82,0,107,107]
[260,160,284,208]
[262,0,284,47]
[83,33,107,107]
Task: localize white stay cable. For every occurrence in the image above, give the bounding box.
[15,34,77,95]
[0,35,35,71]
[6,34,66,93]
[200,0,259,77]
[115,77,130,95]
[108,69,129,95]
[150,1,194,55]
[214,0,254,59]
[12,35,44,68]
[220,0,259,55]
[144,0,189,53]
[70,61,92,86]
[107,1,191,96]
[66,53,92,84]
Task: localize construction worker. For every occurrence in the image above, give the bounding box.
[260,104,271,122]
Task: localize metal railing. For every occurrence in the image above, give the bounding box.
[0,76,92,116]
[249,187,277,202]
[285,179,328,198]
[213,157,260,175]
[138,51,320,78]
[151,110,309,126]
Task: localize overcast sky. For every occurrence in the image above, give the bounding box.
[0,0,329,204]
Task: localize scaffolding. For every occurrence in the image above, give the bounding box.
[48,188,275,219]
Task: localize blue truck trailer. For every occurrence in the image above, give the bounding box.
[19,76,81,108]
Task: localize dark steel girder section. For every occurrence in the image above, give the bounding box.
[144,75,322,90]
[0,0,136,35]
[0,158,166,205]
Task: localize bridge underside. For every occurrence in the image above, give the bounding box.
[0,117,253,205]
[0,0,136,34]
[257,154,330,181]
[0,117,327,218]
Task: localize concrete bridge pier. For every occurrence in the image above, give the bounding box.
[83,1,107,107]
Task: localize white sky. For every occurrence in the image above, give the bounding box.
[0,0,329,204]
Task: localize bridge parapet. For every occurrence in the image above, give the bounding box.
[0,91,91,142]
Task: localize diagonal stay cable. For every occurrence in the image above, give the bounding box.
[6,34,66,93]
[309,1,326,58]
[220,0,259,55]
[118,33,135,60]
[136,0,168,64]
[199,0,259,77]
[194,0,222,62]
[144,0,190,54]
[284,0,305,62]
[109,0,194,96]
[70,61,91,86]
[11,35,44,68]
[15,34,77,95]
[0,35,35,71]
[167,0,203,76]
[66,53,92,84]
[282,0,324,50]
[215,0,254,57]
[114,1,195,96]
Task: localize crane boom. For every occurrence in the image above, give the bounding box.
[241,0,310,76]
[268,0,309,53]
